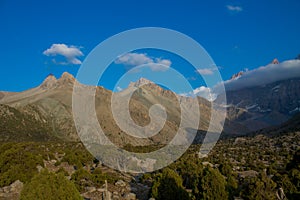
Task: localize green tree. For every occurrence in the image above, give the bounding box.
[0,143,43,187]
[241,172,277,200]
[196,167,228,200]
[71,168,93,192]
[151,168,190,200]
[20,170,82,200]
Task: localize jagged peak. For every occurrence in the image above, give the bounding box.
[40,74,57,89]
[129,77,154,88]
[230,71,244,80]
[57,72,75,86]
[60,72,75,80]
[271,58,279,64]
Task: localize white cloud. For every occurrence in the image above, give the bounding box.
[193,86,217,101]
[43,44,83,65]
[116,86,123,92]
[226,5,243,12]
[196,68,215,75]
[115,53,171,71]
[180,86,217,101]
[214,59,300,93]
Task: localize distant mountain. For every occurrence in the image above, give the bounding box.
[215,78,300,132]
[252,112,300,137]
[1,73,240,144]
[230,71,244,80]
[2,68,298,143]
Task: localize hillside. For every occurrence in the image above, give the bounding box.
[0,73,232,145]
[216,78,300,132]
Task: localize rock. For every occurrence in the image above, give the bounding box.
[115,180,126,187]
[202,161,214,168]
[0,180,23,200]
[123,192,136,200]
[10,180,23,192]
[102,190,111,200]
[36,165,43,173]
[86,186,96,193]
[97,188,106,192]
[130,187,138,193]
[112,195,119,200]
[3,186,10,193]
[112,191,119,200]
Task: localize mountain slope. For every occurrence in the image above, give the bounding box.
[0,104,58,142]
[215,78,300,131]
[0,73,241,145]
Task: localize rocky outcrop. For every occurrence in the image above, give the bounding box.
[40,74,57,89]
[0,180,23,200]
[81,179,140,200]
[271,58,279,64]
[216,78,300,132]
[57,72,75,87]
[230,71,244,80]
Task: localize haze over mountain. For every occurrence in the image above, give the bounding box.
[215,58,300,131]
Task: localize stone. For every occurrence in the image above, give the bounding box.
[10,180,23,192]
[97,188,106,192]
[3,186,10,193]
[36,165,43,173]
[86,186,96,193]
[130,187,138,192]
[102,190,111,200]
[115,180,126,187]
[123,192,136,200]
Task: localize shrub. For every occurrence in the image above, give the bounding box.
[20,170,82,200]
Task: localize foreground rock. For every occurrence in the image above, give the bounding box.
[0,180,23,200]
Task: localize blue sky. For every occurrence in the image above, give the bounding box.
[1,0,300,93]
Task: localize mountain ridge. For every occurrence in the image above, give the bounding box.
[1,71,299,143]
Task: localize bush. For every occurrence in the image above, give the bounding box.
[20,170,82,200]
[151,168,190,200]
[196,167,228,200]
[0,143,43,187]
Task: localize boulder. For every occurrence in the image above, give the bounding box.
[115,180,126,187]
[123,192,136,200]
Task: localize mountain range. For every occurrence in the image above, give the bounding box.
[0,70,299,144]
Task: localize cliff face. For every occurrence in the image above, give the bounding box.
[216,78,300,131]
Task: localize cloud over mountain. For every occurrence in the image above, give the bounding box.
[180,86,216,101]
[115,53,171,71]
[43,44,83,65]
[214,59,300,93]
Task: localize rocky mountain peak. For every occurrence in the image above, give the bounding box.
[40,74,57,89]
[57,72,75,86]
[230,71,244,80]
[271,58,279,64]
[129,77,154,88]
[60,72,75,81]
